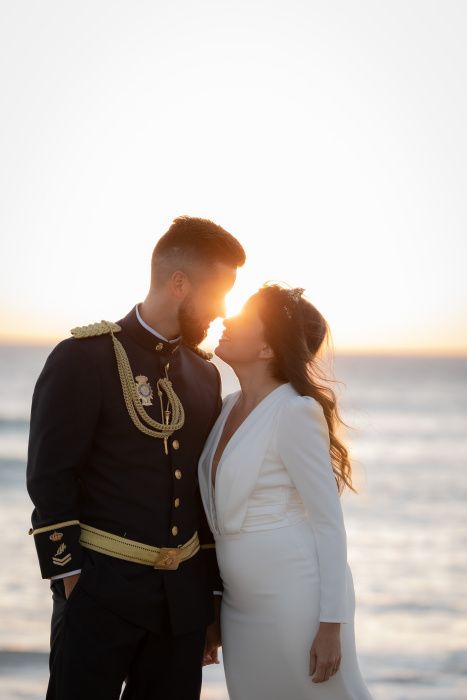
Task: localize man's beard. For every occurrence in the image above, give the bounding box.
[178,296,209,348]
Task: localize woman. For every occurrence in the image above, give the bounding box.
[198,284,372,699]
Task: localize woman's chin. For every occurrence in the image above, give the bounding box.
[214,341,232,363]
[214,343,225,358]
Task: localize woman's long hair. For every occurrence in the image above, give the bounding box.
[253,284,354,493]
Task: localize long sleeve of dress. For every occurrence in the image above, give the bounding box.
[276,395,350,623]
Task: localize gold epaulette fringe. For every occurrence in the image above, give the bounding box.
[186,345,213,361]
[70,321,122,338]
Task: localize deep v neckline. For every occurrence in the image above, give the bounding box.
[210,383,288,492]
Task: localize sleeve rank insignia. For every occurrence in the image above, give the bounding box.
[135,375,153,406]
[52,542,72,567]
[49,531,63,542]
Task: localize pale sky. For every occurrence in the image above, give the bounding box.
[1,1,466,352]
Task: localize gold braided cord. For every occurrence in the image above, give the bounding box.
[110,331,185,439]
[71,321,122,338]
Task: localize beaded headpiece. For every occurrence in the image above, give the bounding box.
[283,287,305,319]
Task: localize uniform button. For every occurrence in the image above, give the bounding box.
[171,526,178,536]
[172,439,180,450]
[175,469,182,480]
[155,342,164,351]
[174,498,180,508]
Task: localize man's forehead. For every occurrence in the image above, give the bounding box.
[204,262,237,289]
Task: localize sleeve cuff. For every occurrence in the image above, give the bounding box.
[50,568,82,581]
[29,520,83,579]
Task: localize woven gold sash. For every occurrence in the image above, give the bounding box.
[79,523,199,570]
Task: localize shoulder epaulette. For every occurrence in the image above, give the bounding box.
[183,344,213,361]
[70,320,122,338]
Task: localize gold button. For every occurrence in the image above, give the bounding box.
[174,498,180,508]
[172,439,180,450]
[171,526,178,536]
[175,469,182,480]
[155,342,164,351]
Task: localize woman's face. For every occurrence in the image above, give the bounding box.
[215,297,272,366]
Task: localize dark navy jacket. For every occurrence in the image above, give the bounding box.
[27,306,222,635]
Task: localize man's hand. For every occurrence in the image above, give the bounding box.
[309,622,341,683]
[203,620,221,666]
[203,596,222,666]
[63,573,80,600]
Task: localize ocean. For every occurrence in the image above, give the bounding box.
[0,345,466,699]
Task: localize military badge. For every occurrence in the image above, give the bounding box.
[135,375,153,406]
[49,531,63,542]
[52,542,72,567]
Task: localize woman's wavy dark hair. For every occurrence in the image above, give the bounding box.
[252,283,354,493]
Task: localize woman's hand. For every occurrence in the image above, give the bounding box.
[309,622,341,683]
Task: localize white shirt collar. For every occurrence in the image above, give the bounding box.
[135,304,181,344]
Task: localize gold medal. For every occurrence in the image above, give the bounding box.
[134,375,153,406]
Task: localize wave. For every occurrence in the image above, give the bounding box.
[0,458,27,489]
[0,417,29,431]
[0,649,48,669]
[1,647,466,680]
[0,457,26,468]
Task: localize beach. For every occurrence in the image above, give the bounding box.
[1,345,466,699]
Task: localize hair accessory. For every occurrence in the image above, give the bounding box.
[283,288,305,318]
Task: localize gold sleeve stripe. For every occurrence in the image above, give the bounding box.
[29,519,80,536]
[200,544,216,550]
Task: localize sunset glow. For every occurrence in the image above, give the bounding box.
[1,2,466,354]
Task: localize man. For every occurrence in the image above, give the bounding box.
[26,216,246,699]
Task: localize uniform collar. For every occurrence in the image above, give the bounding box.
[135,304,181,344]
[118,306,182,355]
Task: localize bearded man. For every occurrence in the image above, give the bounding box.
[26,216,246,699]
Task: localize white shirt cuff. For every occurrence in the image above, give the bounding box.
[50,569,82,581]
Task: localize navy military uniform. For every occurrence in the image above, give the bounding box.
[27,306,222,699]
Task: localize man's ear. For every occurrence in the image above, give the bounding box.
[258,343,274,360]
[170,270,190,300]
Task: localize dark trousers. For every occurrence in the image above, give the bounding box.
[48,579,206,700]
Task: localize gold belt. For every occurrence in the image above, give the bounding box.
[79,523,200,570]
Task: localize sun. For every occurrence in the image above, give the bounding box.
[203,269,259,349]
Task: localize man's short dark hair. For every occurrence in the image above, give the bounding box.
[151,216,246,285]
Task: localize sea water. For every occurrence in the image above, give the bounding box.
[0,345,466,699]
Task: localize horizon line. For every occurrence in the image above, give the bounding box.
[0,337,466,358]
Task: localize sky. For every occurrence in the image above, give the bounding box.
[1,0,466,353]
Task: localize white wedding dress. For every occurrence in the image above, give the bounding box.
[198,383,372,700]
